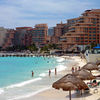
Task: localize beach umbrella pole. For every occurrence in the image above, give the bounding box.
[69,90,71,100]
[90,70,91,74]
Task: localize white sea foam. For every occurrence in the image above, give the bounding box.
[8,87,51,100]
[0,88,4,94]
[6,78,42,89]
[39,73,46,77]
[56,64,66,72]
[6,56,67,100]
[56,57,65,62]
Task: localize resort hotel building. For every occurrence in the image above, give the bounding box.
[0,27,15,49]
[27,24,48,48]
[0,9,100,52]
[58,9,100,51]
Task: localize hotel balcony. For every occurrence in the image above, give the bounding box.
[59,37,67,42]
[77,18,84,23]
[68,28,75,32]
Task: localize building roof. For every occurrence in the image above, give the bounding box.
[16,27,32,30]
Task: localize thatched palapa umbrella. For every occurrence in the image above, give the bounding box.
[73,69,95,80]
[82,62,99,73]
[52,74,88,100]
[96,60,100,66]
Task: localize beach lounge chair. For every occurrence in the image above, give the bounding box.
[87,80,98,88]
[93,88,98,93]
[84,88,90,93]
[98,81,100,86]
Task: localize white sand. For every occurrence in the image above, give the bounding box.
[19,56,100,100]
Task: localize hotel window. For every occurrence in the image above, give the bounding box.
[89,31,91,33]
[76,37,80,41]
[81,37,84,40]
[89,28,91,30]
[93,31,96,33]
[93,22,97,24]
[93,28,96,30]
[93,35,96,36]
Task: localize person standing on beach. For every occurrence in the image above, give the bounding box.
[55,68,57,75]
[49,69,51,77]
[75,67,77,72]
[78,66,81,71]
[71,67,74,73]
[32,71,34,77]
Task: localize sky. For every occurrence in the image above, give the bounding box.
[0,0,100,28]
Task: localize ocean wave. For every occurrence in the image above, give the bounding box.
[6,78,42,89]
[39,73,46,77]
[55,65,66,72]
[8,87,51,100]
[45,64,66,74]
[56,57,65,62]
[0,88,4,94]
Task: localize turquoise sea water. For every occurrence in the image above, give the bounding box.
[0,56,69,100]
[0,56,58,87]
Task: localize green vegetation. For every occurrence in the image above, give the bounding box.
[4,44,38,52]
[40,44,58,52]
[41,46,49,52]
[2,43,59,53]
[48,44,58,49]
[5,45,27,51]
[90,43,97,49]
[27,44,38,52]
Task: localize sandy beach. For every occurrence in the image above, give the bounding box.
[18,55,100,100]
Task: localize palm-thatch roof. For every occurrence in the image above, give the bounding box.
[73,69,95,80]
[52,74,88,91]
[96,60,100,66]
[82,62,99,71]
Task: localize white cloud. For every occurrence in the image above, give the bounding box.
[0,0,98,28]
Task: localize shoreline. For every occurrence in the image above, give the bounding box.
[19,56,100,100]
[18,56,86,100]
[0,55,71,100]
[0,55,87,100]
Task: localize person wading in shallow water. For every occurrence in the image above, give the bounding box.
[55,68,57,75]
[49,69,51,77]
[32,71,34,77]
